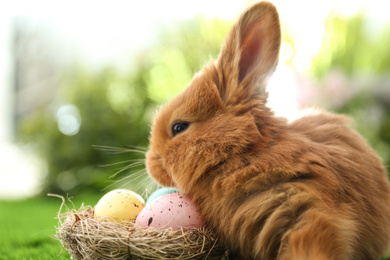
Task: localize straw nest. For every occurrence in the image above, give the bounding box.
[52,195,228,260]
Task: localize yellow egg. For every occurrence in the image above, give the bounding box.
[94,189,145,223]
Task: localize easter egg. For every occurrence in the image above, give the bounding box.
[94,189,145,223]
[136,192,205,230]
[146,187,179,204]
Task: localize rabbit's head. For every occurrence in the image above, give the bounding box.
[146,2,281,193]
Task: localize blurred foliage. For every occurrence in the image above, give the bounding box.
[146,18,230,103]
[312,13,390,78]
[311,13,390,168]
[19,67,153,194]
[17,17,230,195]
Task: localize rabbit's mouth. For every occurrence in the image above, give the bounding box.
[146,150,175,187]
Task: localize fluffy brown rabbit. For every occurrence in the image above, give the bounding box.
[145,2,390,259]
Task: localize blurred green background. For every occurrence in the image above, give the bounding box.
[16,17,231,197]
[1,0,390,259]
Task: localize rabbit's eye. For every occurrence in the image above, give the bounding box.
[172,122,189,137]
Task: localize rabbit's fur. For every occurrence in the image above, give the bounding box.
[146,2,390,259]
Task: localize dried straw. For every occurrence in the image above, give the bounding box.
[51,194,228,260]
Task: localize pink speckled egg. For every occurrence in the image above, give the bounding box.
[135,193,205,230]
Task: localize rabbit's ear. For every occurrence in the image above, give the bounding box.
[216,2,281,105]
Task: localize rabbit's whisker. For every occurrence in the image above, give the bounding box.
[93,145,147,155]
[97,159,145,168]
[109,161,145,179]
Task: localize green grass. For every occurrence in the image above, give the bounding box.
[0,193,100,260]
[1,193,389,259]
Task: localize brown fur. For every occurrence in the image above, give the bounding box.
[146,2,390,259]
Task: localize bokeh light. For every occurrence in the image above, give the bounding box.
[56,104,81,136]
